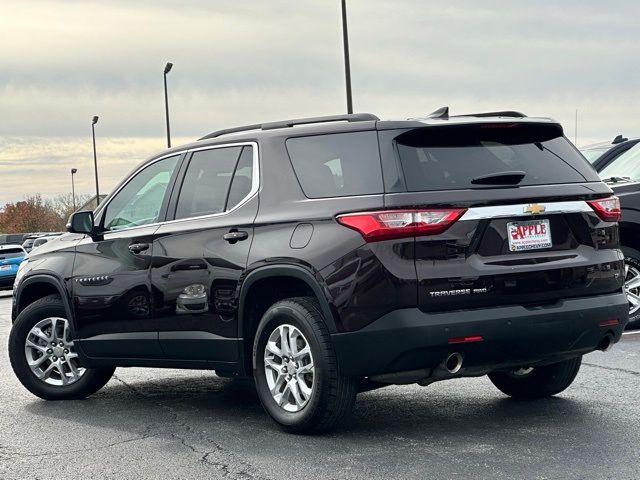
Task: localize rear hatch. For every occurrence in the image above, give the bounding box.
[0,247,25,274]
[380,121,624,312]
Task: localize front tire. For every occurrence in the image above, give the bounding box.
[253,297,356,434]
[488,357,582,399]
[9,294,115,400]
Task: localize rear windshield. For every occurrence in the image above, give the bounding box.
[394,124,599,191]
[0,248,24,258]
[286,131,383,198]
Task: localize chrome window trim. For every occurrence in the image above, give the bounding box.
[459,200,593,221]
[94,141,259,235]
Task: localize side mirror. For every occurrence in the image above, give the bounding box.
[67,211,95,235]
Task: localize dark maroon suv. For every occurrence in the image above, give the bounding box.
[9,109,628,433]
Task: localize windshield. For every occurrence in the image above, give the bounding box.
[600,143,640,182]
[580,147,609,164]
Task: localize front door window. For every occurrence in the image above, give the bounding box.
[102,155,180,231]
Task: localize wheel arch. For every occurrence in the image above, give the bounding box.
[14,275,74,328]
[237,265,337,375]
[619,215,640,254]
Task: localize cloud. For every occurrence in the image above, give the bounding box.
[0,136,191,206]
[0,0,638,205]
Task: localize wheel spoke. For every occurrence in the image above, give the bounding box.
[264,356,281,372]
[31,327,50,342]
[277,383,292,406]
[288,328,298,356]
[626,275,640,291]
[297,361,314,374]
[58,364,68,385]
[289,379,304,407]
[265,340,281,357]
[63,319,70,343]
[293,345,310,361]
[37,362,56,380]
[270,373,286,395]
[28,355,49,368]
[67,360,81,380]
[628,291,640,307]
[50,318,60,341]
[26,339,47,354]
[297,377,312,398]
[279,326,290,357]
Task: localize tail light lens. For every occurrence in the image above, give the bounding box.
[587,196,621,222]
[336,208,466,242]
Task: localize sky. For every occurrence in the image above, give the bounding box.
[1,0,639,206]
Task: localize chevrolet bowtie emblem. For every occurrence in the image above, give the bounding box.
[524,203,546,215]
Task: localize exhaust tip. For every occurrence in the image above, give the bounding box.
[444,352,463,374]
[599,333,615,352]
[598,333,615,352]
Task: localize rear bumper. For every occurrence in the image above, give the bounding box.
[0,274,16,290]
[331,293,629,377]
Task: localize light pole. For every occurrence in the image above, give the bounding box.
[70,168,77,211]
[341,0,353,114]
[164,62,173,148]
[91,116,100,206]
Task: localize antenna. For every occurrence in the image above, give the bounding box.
[427,107,449,119]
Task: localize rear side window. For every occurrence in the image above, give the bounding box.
[226,146,254,210]
[175,145,254,220]
[393,124,599,192]
[286,131,383,198]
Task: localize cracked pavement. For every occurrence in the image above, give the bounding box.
[1,292,639,479]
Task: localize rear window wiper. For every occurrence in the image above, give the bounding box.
[601,176,632,184]
[470,171,526,185]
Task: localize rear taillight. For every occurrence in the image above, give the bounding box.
[587,196,621,222]
[336,208,466,242]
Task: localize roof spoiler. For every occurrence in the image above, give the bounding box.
[421,107,527,120]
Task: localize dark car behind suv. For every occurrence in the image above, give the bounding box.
[580,134,640,170]
[9,110,628,433]
[594,143,640,327]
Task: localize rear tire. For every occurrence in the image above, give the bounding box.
[253,297,357,434]
[488,357,582,399]
[622,246,640,328]
[9,295,115,400]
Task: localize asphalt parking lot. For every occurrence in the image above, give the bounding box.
[0,291,638,480]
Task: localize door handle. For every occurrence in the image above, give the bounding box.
[223,230,248,244]
[128,243,149,254]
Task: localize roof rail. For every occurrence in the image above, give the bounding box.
[199,113,379,140]
[455,110,527,118]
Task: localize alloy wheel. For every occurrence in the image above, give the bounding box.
[625,262,640,316]
[24,317,86,386]
[263,324,315,412]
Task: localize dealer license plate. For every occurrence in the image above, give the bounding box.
[507,219,552,252]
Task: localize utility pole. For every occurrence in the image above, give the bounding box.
[341,0,353,114]
[91,116,100,205]
[164,62,173,148]
[70,168,77,211]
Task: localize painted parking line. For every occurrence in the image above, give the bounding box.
[622,330,640,336]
